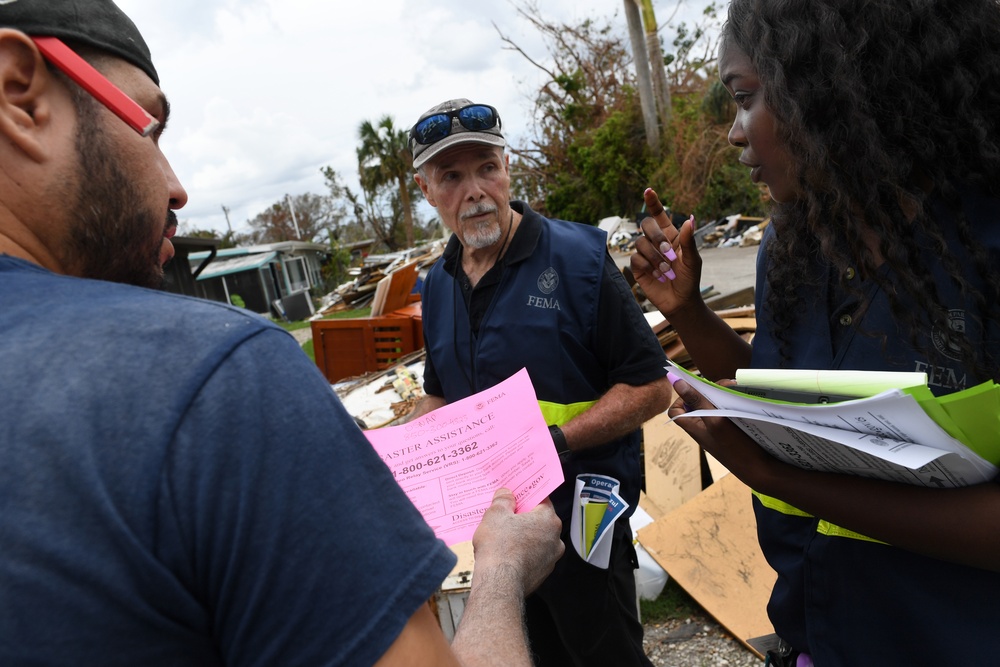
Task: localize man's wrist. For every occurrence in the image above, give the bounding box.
[548,424,570,457]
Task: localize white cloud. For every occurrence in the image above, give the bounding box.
[114,0,716,235]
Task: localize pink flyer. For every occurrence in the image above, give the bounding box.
[364,368,565,546]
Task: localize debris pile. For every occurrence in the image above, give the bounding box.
[312,242,444,318]
[699,215,768,248]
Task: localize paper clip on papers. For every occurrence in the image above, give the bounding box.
[31,36,160,137]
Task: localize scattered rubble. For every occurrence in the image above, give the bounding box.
[311,241,444,318]
[698,214,768,249]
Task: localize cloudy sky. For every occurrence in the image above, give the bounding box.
[116,0,716,237]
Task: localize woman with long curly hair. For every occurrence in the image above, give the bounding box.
[631,0,1000,664]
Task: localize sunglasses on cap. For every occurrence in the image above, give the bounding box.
[410,104,501,146]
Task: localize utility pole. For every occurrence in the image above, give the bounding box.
[221,205,233,235]
[639,0,673,129]
[285,194,302,240]
[624,0,660,152]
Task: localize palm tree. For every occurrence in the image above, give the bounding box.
[357,116,415,248]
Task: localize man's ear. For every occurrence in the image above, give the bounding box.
[414,171,436,207]
[0,29,56,163]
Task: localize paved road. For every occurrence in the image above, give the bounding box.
[697,243,760,297]
[612,242,761,300]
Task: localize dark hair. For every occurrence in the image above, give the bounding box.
[723,0,1000,381]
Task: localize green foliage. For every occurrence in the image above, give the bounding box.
[702,160,769,221]
[318,242,355,292]
[356,116,423,250]
[499,5,637,219]
[320,167,370,245]
[504,1,756,227]
[546,104,657,222]
[229,294,245,308]
[702,80,734,126]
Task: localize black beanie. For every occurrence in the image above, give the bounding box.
[0,0,157,84]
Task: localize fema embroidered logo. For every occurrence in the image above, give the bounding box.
[537,267,559,294]
[931,309,966,361]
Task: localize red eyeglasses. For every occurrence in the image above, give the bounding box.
[31,36,159,137]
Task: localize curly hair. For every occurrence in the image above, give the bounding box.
[723,0,1000,381]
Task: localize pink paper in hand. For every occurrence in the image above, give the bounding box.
[365,368,564,545]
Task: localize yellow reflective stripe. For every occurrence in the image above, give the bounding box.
[751,491,813,518]
[538,399,597,427]
[753,492,886,544]
[816,521,887,545]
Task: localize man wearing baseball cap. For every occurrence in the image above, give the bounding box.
[409,98,672,666]
[0,4,563,665]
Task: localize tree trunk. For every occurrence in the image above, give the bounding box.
[398,174,415,248]
[639,0,672,129]
[624,0,660,152]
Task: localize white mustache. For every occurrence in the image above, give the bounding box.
[460,203,498,220]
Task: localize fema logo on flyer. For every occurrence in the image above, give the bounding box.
[538,267,559,294]
[931,309,966,361]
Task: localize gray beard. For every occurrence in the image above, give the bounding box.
[464,221,502,249]
[460,202,502,249]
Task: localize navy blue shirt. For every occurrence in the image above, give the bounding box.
[0,257,455,666]
[750,192,1000,665]
[423,201,664,398]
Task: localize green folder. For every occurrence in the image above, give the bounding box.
[582,500,608,558]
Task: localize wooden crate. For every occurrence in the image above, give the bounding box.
[389,302,423,349]
[311,315,417,384]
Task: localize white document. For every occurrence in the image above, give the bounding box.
[668,361,998,487]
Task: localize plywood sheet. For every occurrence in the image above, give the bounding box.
[642,417,702,516]
[636,473,774,655]
[638,491,665,522]
[721,317,757,332]
[373,260,419,316]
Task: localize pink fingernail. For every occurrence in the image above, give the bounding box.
[665,268,676,281]
[657,274,667,283]
[667,370,682,386]
[664,246,678,262]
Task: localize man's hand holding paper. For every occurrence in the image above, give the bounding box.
[364,368,564,545]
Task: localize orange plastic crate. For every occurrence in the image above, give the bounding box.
[311,315,417,384]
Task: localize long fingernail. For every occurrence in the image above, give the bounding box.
[661,244,678,262]
[657,274,666,283]
[667,370,682,386]
[665,268,676,281]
